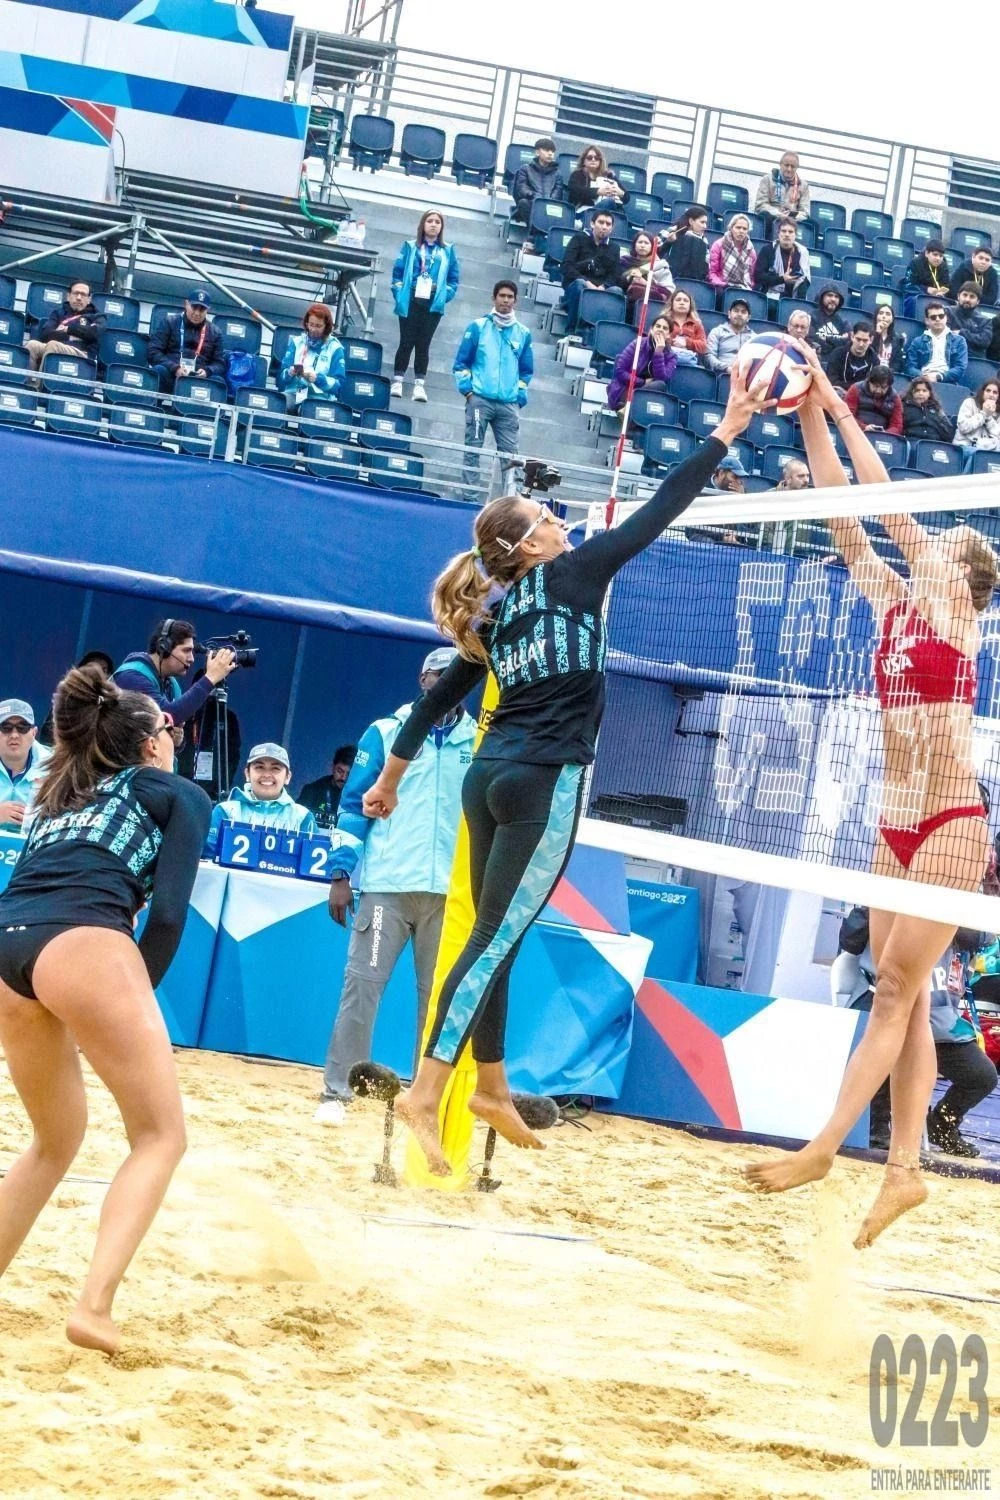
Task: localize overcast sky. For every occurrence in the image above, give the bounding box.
[265,0,986,162]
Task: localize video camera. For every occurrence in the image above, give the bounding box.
[196,629,259,670]
[521,458,562,496]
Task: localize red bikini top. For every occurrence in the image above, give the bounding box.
[873,600,976,709]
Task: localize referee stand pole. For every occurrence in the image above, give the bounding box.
[605,241,661,526]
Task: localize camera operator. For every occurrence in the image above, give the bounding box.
[112,618,236,731]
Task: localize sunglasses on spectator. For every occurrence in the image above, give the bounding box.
[0,721,30,734]
[927,312,947,320]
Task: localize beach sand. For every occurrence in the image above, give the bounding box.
[1,1047,998,1499]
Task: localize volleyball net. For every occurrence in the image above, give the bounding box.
[585,470,1000,931]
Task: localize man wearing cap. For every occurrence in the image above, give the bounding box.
[314,647,478,1124]
[204,742,316,857]
[148,287,226,393]
[711,454,748,492]
[705,299,755,373]
[0,699,51,833]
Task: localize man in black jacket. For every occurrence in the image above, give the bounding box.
[148,285,226,392]
[826,321,875,392]
[947,282,995,354]
[511,137,564,236]
[561,210,624,332]
[24,280,105,370]
[948,247,998,307]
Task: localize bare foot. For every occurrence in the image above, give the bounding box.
[854,1166,928,1250]
[66,1303,120,1355]
[395,1088,450,1177]
[469,1091,545,1152]
[743,1143,834,1193]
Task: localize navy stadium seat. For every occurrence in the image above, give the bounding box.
[544,227,576,270]
[268,324,298,375]
[761,445,807,483]
[108,400,167,448]
[841,257,883,294]
[626,389,679,429]
[809,201,847,232]
[950,225,992,255]
[741,474,773,492]
[529,200,575,239]
[39,352,97,397]
[0,309,25,346]
[502,142,536,191]
[347,114,395,172]
[724,437,755,473]
[577,288,626,343]
[873,238,914,279]
[0,345,29,383]
[590,320,634,376]
[358,408,413,453]
[821,228,865,262]
[909,439,963,476]
[98,329,148,369]
[173,375,227,412]
[698,310,725,335]
[650,172,694,207]
[851,208,893,247]
[609,162,647,194]
[777,296,816,329]
[94,293,140,330]
[889,466,928,481]
[147,303,177,336]
[580,208,629,239]
[932,383,967,418]
[366,450,425,491]
[215,315,263,354]
[723,289,768,321]
[234,388,286,431]
[44,394,103,439]
[793,220,817,250]
[304,438,363,483]
[894,315,921,345]
[0,387,36,425]
[964,359,999,391]
[859,286,903,317]
[104,364,159,406]
[176,410,228,459]
[686,398,725,437]
[245,429,299,470]
[666,365,718,407]
[25,282,67,327]
[902,218,942,250]
[452,134,497,189]
[341,372,391,414]
[707,182,749,223]
[748,412,795,450]
[295,398,354,441]
[970,451,1000,475]
[557,152,576,185]
[624,194,664,229]
[643,424,698,470]
[865,431,907,468]
[672,278,715,313]
[809,250,836,282]
[343,337,383,376]
[0,276,14,310]
[400,123,446,179]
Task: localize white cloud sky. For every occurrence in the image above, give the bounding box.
[262,0,990,162]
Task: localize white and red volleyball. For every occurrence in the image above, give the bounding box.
[736,332,812,414]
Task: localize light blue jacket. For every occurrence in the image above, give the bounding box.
[332,703,476,894]
[903,329,968,383]
[277,331,346,401]
[392,240,460,318]
[0,741,51,831]
[205,784,317,857]
[453,314,534,406]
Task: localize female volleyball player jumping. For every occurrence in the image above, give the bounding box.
[746,344,998,1246]
[361,373,766,1175]
[0,664,210,1352]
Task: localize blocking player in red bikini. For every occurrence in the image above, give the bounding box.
[746,342,998,1247]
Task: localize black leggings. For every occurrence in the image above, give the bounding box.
[425,758,585,1067]
[393,303,442,378]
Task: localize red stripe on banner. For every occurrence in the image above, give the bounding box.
[546,879,615,934]
[635,978,742,1129]
[63,98,117,143]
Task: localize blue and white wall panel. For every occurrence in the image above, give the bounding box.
[0,82,115,198]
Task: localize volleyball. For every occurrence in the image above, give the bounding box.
[736,332,813,413]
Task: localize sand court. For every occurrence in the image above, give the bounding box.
[1,1047,997,1499]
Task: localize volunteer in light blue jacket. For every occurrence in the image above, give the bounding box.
[314,647,477,1122]
[0,698,51,833]
[390,209,460,403]
[277,302,345,411]
[204,742,317,857]
[453,279,534,495]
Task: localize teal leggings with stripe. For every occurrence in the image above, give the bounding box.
[426,758,585,1065]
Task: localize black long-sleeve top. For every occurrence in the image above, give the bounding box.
[560,231,624,290]
[0,769,211,987]
[393,438,726,767]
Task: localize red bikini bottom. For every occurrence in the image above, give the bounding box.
[879,805,986,871]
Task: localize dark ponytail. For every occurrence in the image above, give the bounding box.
[35,664,160,818]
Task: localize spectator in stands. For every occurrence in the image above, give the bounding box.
[955,379,1000,458]
[901,377,956,442]
[0,699,50,833]
[947,282,994,355]
[566,146,629,213]
[870,304,906,374]
[661,206,710,283]
[454,280,533,493]
[561,210,625,333]
[622,231,674,307]
[204,743,316,857]
[298,744,358,830]
[112,618,236,731]
[710,455,748,492]
[388,211,460,403]
[774,457,811,490]
[901,239,949,314]
[785,309,817,348]
[903,302,969,383]
[24,280,104,371]
[844,366,903,434]
[511,137,565,229]
[606,312,678,411]
[811,286,851,365]
[148,287,225,393]
[826,321,875,392]
[754,151,811,234]
[754,219,810,304]
[948,246,998,307]
[314,648,476,1125]
[277,302,345,411]
[665,288,707,366]
[707,214,757,291]
[705,298,755,372]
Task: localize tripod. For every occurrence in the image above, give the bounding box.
[190,683,235,803]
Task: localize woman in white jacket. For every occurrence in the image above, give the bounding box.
[955,378,1000,464]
